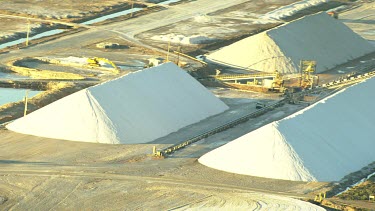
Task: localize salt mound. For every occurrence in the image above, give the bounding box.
[57,56,88,65]
[207,12,375,74]
[199,77,375,181]
[151,34,215,45]
[262,0,329,20]
[7,63,229,144]
[193,14,213,23]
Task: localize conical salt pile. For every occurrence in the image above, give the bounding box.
[7,63,229,144]
[207,12,375,74]
[200,77,375,181]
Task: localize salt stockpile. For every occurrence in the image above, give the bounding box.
[151,34,215,45]
[199,77,375,182]
[207,12,375,74]
[262,0,329,20]
[6,63,229,144]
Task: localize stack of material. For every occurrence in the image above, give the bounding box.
[7,63,229,144]
[199,77,375,181]
[207,12,375,74]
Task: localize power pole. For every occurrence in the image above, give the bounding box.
[299,60,303,87]
[130,1,135,17]
[26,19,31,46]
[24,90,29,116]
[176,46,181,66]
[166,39,171,62]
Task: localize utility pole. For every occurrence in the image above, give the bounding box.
[24,90,29,116]
[166,39,171,62]
[130,1,135,17]
[176,46,181,66]
[26,19,31,46]
[299,60,303,87]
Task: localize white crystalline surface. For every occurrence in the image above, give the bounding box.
[58,56,88,64]
[262,0,329,20]
[199,77,375,181]
[7,63,229,144]
[207,12,375,74]
[151,34,215,45]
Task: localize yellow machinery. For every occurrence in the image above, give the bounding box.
[213,72,277,81]
[272,70,285,92]
[214,71,285,92]
[304,63,314,81]
[300,60,317,88]
[87,57,120,74]
[314,192,326,203]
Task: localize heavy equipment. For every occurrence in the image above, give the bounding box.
[300,60,316,88]
[327,11,339,19]
[256,102,266,109]
[213,70,285,92]
[87,57,120,73]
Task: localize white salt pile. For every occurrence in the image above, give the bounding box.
[207,12,375,74]
[7,63,228,144]
[151,34,215,45]
[193,14,213,23]
[262,0,329,20]
[58,56,88,65]
[199,76,375,182]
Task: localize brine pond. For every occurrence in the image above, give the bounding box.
[0,72,40,106]
[0,88,41,107]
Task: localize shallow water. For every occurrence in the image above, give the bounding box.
[0,0,183,49]
[0,29,64,50]
[158,0,182,5]
[0,72,28,79]
[0,88,41,106]
[82,8,143,25]
[81,0,182,25]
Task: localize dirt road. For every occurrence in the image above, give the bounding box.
[0,0,249,62]
[0,142,325,210]
[0,171,324,210]
[1,1,372,210]
[0,91,326,210]
[0,14,92,29]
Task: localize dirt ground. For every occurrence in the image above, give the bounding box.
[135,0,298,53]
[340,1,375,44]
[0,0,165,43]
[0,81,95,124]
[0,83,366,210]
[0,17,42,40]
[7,34,166,79]
[0,0,375,210]
[0,0,128,42]
[0,0,260,77]
[0,92,328,210]
[0,0,134,19]
[135,0,352,55]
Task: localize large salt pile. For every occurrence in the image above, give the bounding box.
[261,0,329,20]
[199,77,375,182]
[207,12,375,74]
[7,63,229,144]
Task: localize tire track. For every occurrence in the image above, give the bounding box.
[8,176,82,211]
[0,167,303,199]
[8,177,52,211]
[48,181,83,211]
